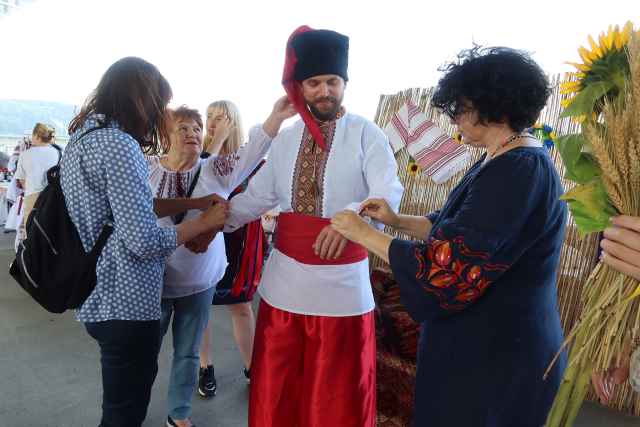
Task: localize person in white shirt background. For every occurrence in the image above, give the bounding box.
[14,123,60,237]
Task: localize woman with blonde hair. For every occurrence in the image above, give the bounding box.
[197,99,271,396]
[15,123,60,236]
[202,100,243,156]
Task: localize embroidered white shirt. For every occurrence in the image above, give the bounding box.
[224,112,404,317]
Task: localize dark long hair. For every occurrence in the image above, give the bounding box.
[69,57,172,156]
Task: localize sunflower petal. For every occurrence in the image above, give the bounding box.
[565,61,591,72]
[613,25,622,50]
[588,35,603,58]
[560,81,581,89]
[566,72,586,78]
[578,46,594,65]
[619,21,633,47]
[599,34,609,54]
[604,25,614,50]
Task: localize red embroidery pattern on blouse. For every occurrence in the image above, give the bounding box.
[212,151,240,176]
[291,107,346,217]
[415,229,509,310]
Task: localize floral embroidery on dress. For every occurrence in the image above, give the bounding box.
[212,151,240,176]
[291,107,345,217]
[414,229,509,310]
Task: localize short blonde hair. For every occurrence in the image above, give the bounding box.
[32,123,57,143]
[204,100,245,154]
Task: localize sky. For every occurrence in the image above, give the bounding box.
[0,0,636,135]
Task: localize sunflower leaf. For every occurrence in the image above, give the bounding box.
[566,199,613,239]
[559,81,614,119]
[555,133,584,173]
[560,179,616,238]
[564,152,599,184]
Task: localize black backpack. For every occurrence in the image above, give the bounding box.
[10,126,115,314]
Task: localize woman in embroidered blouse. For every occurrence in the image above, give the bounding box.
[60,57,230,427]
[590,215,640,402]
[150,99,296,427]
[330,46,568,427]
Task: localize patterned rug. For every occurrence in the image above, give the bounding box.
[371,266,420,427]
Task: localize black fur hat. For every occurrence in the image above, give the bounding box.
[291,29,349,82]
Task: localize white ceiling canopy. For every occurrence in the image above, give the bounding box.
[0,0,37,20]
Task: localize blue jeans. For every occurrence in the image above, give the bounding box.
[160,286,215,420]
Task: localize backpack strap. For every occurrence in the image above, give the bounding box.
[186,166,202,199]
[74,123,113,254]
[77,123,109,141]
[91,213,115,255]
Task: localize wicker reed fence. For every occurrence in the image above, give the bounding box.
[369,73,640,418]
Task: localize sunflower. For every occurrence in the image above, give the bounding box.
[454,132,463,144]
[408,161,420,175]
[560,21,639,122]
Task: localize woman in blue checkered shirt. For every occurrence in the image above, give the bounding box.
[60,57,229,427]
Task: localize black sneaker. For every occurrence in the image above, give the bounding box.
[244,366,250,385]
[198,365,217,396]
[167,415,196,427]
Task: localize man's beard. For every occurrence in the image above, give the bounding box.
[306,93,344,121]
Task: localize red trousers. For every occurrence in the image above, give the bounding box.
[249,300,376,427]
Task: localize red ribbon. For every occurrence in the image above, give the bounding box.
[282,25,327,151]
[230,219,264,301]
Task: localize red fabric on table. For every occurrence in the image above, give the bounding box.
[249,299,376,427]
[273,212,368,265]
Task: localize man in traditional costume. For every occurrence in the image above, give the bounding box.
[222,26,403,427]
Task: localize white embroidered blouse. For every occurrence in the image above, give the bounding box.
[149,124,273,298]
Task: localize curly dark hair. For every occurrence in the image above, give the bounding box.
[431,45,552,132]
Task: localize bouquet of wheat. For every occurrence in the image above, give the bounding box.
[544,23,640,427]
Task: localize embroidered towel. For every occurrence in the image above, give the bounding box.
[384,101,471,184]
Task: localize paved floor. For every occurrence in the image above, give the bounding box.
[0,228,638,426]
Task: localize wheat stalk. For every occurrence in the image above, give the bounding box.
[607,103,629,182]
[585,122,625,213]
[627,33,640,205]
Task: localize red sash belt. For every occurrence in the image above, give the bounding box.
[274,212,368,265]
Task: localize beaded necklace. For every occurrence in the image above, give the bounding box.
[483,132,532,164]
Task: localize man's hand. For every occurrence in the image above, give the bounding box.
[591,330,633,404]
[272,94,298,122]
[330,210,373,245]
[602,216,640,281]
[195,193,229,212]
[185,227,221,254]
[358,198,400,228]
[313,224,349,260]
[263,95,299,138]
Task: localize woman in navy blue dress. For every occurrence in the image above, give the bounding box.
[331,46,568,426]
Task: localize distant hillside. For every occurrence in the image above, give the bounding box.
[0,99,78,136]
